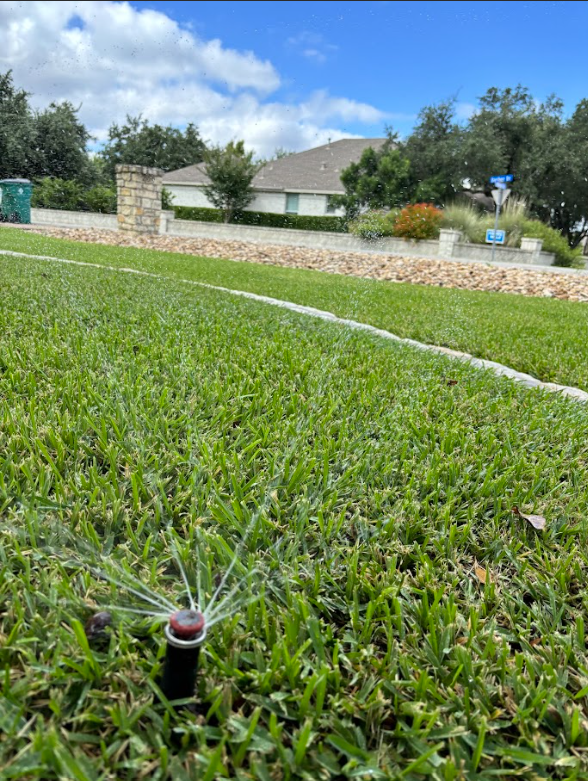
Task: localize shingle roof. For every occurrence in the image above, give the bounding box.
[163,162,208,186]
[162,138,387,194]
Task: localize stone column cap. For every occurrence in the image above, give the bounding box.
[115,164,164,176]
[521,236,543,249]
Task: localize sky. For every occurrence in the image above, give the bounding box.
[1,1,586,157]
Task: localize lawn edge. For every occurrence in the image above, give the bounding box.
[3,247,587,404]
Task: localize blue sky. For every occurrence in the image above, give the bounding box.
[1,1,585,156]
[132,0,586,137]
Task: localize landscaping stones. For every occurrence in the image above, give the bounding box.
[22,225,588,302]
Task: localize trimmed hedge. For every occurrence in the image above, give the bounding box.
[173,206,347,233]
[174,206,225,224]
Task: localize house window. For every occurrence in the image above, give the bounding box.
[325,197,337,214]
[285,193,299,214]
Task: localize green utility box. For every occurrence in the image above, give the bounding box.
[0,179,33,224]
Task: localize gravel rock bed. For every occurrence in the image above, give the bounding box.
[21,226,588,302]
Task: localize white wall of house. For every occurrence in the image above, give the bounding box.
[296,193,333,216]
[249,190,288,213]
[165,185,211,208]
[165,184,343,217]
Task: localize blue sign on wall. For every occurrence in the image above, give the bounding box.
[489,174,514,184]
[486,229,506,244]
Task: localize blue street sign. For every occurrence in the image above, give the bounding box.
[486,229,506,244]
[490,174,514,184]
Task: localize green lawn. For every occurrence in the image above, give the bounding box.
[2,252,588,778]
[2,229,588,391]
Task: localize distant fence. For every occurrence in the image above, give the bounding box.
[29,207,557,267]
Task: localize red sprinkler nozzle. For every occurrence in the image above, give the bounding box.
[169,609,205,640]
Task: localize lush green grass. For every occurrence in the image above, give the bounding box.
[2,229,588,392]
[3,252,588,778]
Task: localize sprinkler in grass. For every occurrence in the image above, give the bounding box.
[34,522,278,706]
[86,528,270,707]
[161,609,207,703]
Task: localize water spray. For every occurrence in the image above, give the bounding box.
[161,608,207,703]
[67,526,273,707]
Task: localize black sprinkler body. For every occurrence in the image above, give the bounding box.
[161,609,206,703]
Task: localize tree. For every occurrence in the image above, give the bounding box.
[463,86,540,191]
[203,140,258,222]
[33,101,93,183]
[334,137,412,219]
[404,100,464,205]
[0,71,36,179]
[273,147,294,159]
[0,72,94,184]
[543,100,588,247]
[401,85,588,247]
[462,88,588,246]
[100,116,206,180]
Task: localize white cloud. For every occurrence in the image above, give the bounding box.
[300,90,385,124]
[302,49,327,64]
[0,1,385,156]
[287,30,338,65]
[197,93,368,154]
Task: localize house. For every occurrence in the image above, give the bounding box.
[162,138,386,217]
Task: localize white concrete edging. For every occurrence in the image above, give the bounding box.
[1,248,587,404]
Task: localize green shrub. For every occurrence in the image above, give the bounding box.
[479,197,529,247]
[174,206,227,223]
[441,203,485,243]
[173,206,347,232]
[392,203,443,240]
[442,197,531,247]
[348,210,396,240]
[84,185,117,214]
[441,200,580,266]
[521,220,582,267]
[162,188,175,210]
[31,177,84,211]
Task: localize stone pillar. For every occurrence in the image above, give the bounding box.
[438,229,462,258]
[520,237,543,265]
[115,164,163,235]
[159,209,175,236]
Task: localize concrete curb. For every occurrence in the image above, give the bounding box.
[2,248,587,404]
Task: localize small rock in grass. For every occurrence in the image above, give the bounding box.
[85,611,113,646]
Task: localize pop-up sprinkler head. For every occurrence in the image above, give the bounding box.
[161,609,206,704]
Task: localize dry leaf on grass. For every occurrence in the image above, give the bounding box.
[512,506,546,530]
